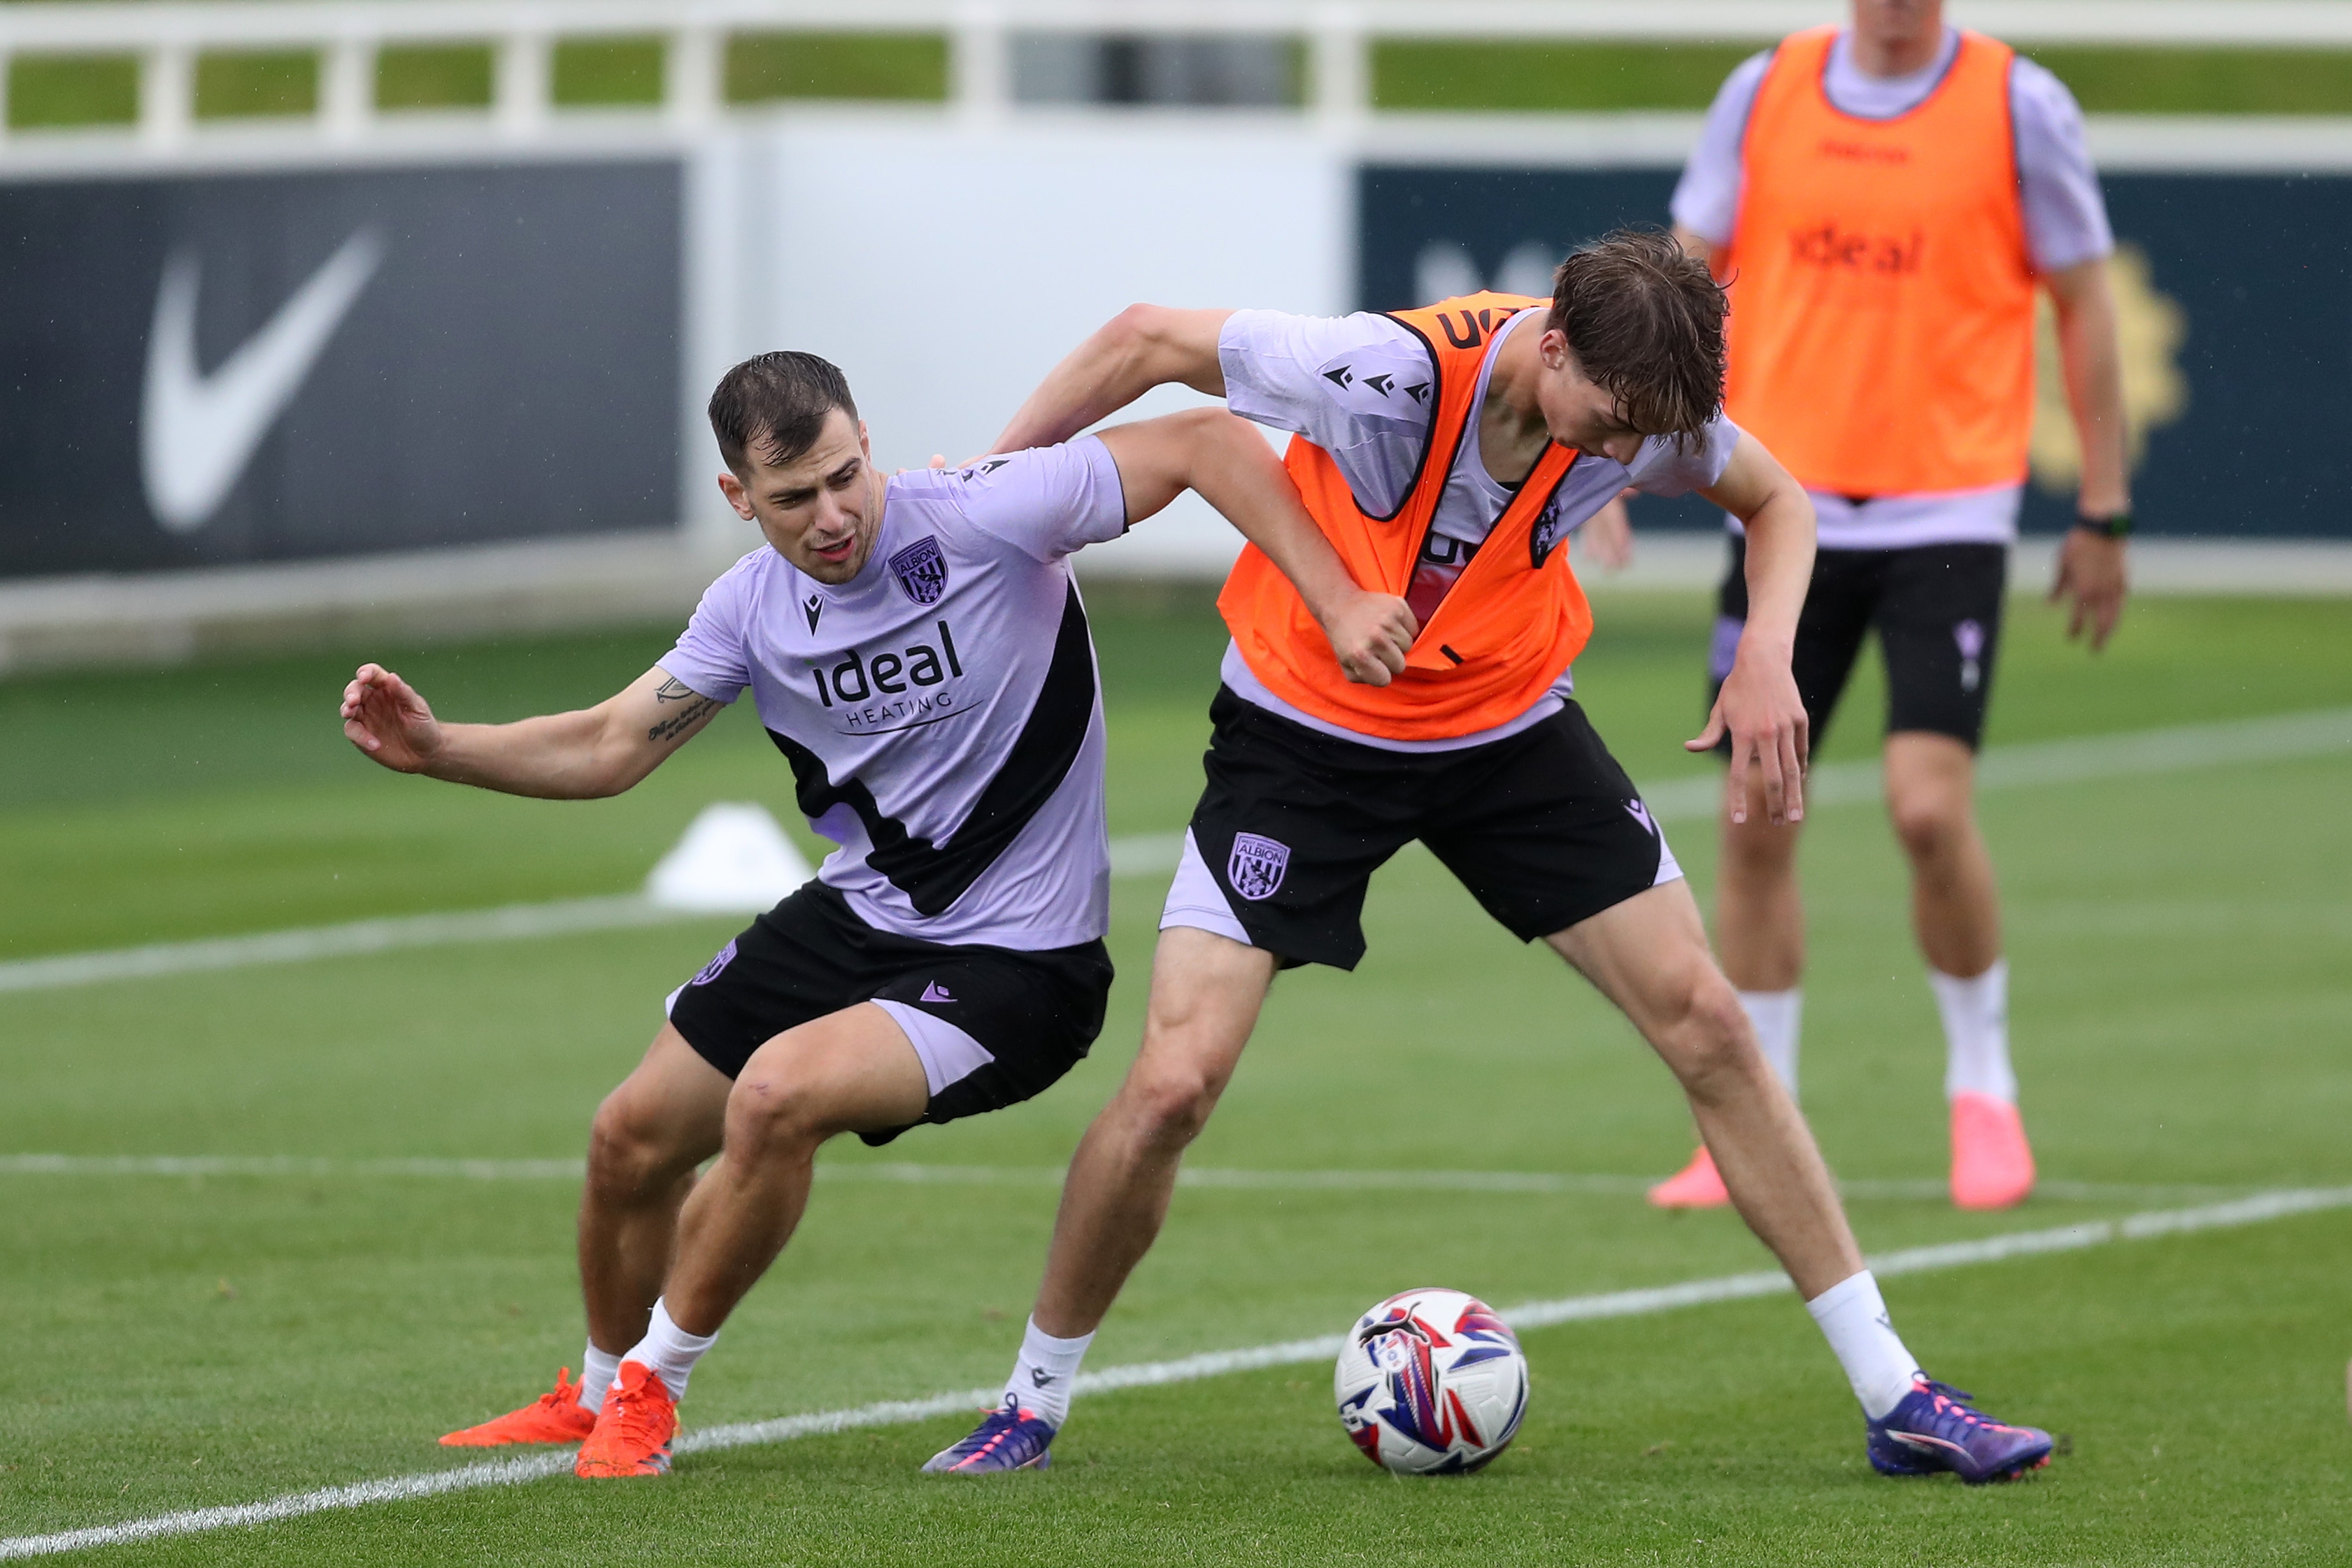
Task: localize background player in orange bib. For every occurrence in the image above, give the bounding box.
[1641,0,2133,1213]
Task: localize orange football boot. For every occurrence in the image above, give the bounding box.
[439,1367,597,1447]
[1950,1092,2035,1210]
[1648,1146,1731,1209]
[575,1360,677,1477]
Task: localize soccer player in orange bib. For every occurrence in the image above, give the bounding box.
[1642,0,2132,1213]
[927,230,2054,1484]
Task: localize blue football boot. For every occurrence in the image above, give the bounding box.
[1868,1377,2053,1483]
[922,1396,1057,1474]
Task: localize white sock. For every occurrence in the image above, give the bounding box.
[1806,1270,1924,1420]
[1736,988,1802,1098]
[580,1342,623,1414]
[1002,1317,1095,1429]
[1932,960,2016,1102]
[622,1299,719,1403]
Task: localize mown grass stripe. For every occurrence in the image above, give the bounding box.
[0,1153,2258,1206]
[6,707,2346,999]
[4,1185,2347,1561]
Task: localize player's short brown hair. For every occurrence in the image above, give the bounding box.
[1546,227,1728,440]
[708,350,859,475]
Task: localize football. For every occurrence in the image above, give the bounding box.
[1334,1287,1530,1474]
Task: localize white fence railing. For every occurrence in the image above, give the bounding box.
[4,1,2352,155]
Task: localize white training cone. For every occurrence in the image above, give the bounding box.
[646,804,815,913]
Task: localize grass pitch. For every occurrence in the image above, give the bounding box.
[3,579,2350,1563]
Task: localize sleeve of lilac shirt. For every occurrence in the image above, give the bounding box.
[2009,57,2114,275]
[953,435,1131,562]
[1668,50,1775,248]
[1217,309,1434,517]
[657,555,760,704]
[1625,415,1744,498]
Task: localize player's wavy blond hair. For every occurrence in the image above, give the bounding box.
[1546,227,1727,444]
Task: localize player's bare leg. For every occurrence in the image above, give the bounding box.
[579,1026,732,1357]
[1883,734,2000,975]
[1885,732,2031,1209]
[1653,794,1806,1207]
[576,1004,929,1477]
[926,928,1274,1475]
[1551,880,1862,1299]
[663,1004,930,1333]
[440,1025,729,1448]
[1033,927,1278,1337]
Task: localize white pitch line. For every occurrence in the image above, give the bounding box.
[1637,702,2352,823]
[0,1153,2256,1206]
[6,706,2347,999]
[6,1183,2347,1562]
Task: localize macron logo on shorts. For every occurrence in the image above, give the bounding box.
[920,981,957,1004]
[1625,799,1658,837]
[1227,833,1292,901]
[690,939,739,987]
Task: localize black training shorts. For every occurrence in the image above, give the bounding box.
[1711,534,2007,752]
[666,881,1113,1146]
[1175,687,1676,971]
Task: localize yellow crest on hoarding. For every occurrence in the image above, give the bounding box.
[2030,243,2188,493]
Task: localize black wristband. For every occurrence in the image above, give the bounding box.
[2073,512,2132,540]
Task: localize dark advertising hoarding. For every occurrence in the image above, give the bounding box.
[1360,165,2352,539]
[0,160,680,579]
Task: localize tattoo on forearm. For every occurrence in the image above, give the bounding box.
[648,696,718,743]
[653,678,698,703]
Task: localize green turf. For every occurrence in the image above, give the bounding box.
[3,587,2349,1559]
[725,33,950,105]
[374,46,494,114]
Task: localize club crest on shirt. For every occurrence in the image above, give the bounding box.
[1227,832,1292,902]
[1528,494,1567,568]
[890,536,949,606]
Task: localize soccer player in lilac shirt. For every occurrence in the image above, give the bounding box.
[341,351,1414,1478]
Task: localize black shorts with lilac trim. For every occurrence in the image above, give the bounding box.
[665,881,1113,1146]
[1166,686,1681,972]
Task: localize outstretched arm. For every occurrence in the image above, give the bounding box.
[1687,432,1816,825]
[2045,255,2131,650]
[1093,408,1417,687]
[340,663,725,799]
[993,306,1234,452]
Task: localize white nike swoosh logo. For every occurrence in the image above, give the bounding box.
[139,229,385,534]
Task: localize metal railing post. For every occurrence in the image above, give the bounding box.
[139,42,194,150]
[951,1,1009,124]
[667,26,721,130]
[1309,3,1369,132]
[495,29,550,138]
[322,36,375,141]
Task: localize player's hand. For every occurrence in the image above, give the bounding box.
[1575,493,1636,572]
[1316,587,1418,687]
[2051,527,2127,650]
[341,663,443,774]
[1687,640,1808,825]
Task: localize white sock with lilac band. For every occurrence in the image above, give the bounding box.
[1736,988,1802,1098]
[622,1299,719,1402]
[1933,960,2016,1102]
[580,1342,624,1413]
[1003,1317,1095,1430]
[1806,1270,1924,1420]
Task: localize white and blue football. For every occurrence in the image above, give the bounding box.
[1334,1287,1529,1474]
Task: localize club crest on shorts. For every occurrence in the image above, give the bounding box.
[690,939,738,987]
[889,536,949,606]
[1227,832,1292,901]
